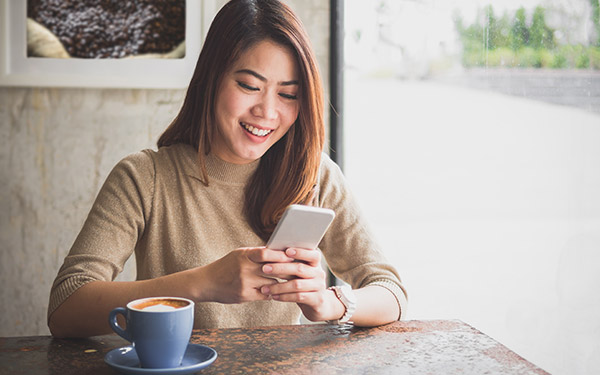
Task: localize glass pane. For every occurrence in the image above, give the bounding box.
[344,1,600,374]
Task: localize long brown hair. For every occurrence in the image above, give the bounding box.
[158,0,325,239]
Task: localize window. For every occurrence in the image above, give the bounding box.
[343,1,600,374]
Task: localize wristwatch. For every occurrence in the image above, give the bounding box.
[327,285,357,325]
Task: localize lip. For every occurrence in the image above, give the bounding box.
[240,122,274,143]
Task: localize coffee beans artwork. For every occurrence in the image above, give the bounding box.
[27,0,186,59]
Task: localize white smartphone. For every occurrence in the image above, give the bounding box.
[266,205,335,250]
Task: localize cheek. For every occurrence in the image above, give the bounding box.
[282,103,300,129]
[216,86,249,122]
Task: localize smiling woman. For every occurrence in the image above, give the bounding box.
[156,0,324,239]
[46,0,407,339]
[211,40,300,165]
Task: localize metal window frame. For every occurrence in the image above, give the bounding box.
[329,0,344,171]
[328,0,344,287]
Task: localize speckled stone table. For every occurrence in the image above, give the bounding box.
[0,320,549,374]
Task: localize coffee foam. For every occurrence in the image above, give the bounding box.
[142,304,178,312]
[132,298,189,311]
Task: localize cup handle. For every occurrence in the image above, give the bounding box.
[108,307,132,342]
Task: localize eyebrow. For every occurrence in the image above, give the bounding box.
[235,69,299,86]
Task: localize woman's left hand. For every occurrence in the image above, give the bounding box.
[259,248,343,322]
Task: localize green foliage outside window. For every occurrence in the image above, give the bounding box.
[592,0,600,47]
[456,4,600,69]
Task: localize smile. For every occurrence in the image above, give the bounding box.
[241,122,273,137]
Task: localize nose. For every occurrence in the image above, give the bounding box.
[251,93,278,120]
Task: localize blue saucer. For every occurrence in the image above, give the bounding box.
[104,343,217,375]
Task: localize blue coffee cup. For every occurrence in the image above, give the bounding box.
[108,297,194,369]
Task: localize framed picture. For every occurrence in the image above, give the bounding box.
[0,0,220,88]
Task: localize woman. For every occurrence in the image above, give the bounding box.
[48,0,407,338]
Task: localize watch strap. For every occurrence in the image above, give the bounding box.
[327,285,356,324]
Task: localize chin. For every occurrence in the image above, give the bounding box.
[235,148,268,163]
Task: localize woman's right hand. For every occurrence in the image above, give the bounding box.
[198,247,294,303]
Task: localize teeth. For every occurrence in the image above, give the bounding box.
[242,122,272,137]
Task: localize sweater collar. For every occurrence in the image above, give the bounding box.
[181,144,260,185]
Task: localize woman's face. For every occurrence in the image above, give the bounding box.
[212,39,300,164]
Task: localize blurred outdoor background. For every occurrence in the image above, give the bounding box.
[343,1,600,375]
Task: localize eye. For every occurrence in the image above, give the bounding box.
[237,81,259,91]
[279,93,297,100]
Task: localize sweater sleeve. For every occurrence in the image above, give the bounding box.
[316,154,408,320]
[47,150,155,320]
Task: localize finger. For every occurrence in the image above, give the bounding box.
[246,247,295,264]
[260,272,297,282]
[260,277,323,296]
[284,248,321,266]
[242,276,283,301]
[262,261,322,280]
[270,291,321,304]
[256,275,281,286]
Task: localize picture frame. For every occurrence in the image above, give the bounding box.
[0,0,220,89]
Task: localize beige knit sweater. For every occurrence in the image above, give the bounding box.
[48,143,407,328]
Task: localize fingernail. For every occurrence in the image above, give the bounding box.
[272,295,280,300]
[263,265,273,273]
[286,248,296,256]
[262,286,270,294]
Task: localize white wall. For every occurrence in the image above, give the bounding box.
[0,88,184,335]
[0,0,329,337]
